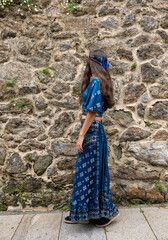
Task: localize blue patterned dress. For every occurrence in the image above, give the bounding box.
[69,77,119,221]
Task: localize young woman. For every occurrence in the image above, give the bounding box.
[64,49,120,227]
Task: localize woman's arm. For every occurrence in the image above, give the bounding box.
[79,111,97,136]
[76,111,97,153]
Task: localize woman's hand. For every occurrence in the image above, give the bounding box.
[76,111,96,154]
[76,135,84,153]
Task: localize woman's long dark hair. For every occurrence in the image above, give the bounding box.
[78,49,115,108]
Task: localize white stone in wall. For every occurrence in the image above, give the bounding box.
[128,142,168,167]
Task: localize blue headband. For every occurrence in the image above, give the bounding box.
[89,55,109,71]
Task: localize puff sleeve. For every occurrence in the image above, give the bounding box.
[82,78,103,113]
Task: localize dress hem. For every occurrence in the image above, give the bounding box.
[70,205,119,222]
[70,208,119,222]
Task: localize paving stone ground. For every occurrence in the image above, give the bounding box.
[0,204,168,240]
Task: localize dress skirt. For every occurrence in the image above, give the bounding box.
[69,118,119,221]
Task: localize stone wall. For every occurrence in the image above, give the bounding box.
[0,0,168,211]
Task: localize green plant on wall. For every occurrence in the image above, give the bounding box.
[131,61,137,70]
[17,101,33,107]
[66,0,78,12]
[5,77,17,88]
[24,153,32,161]
[131,201,139,206]
[9,96,18,103]
[146,200,154,205]
[42,67,52,77]
[59,0,78,13]
[56,183,64,188]
[0,0,38,12]
[8,182,28,205]
[153,181,166,193]
[35,67,56,84]
[144,121,152,127]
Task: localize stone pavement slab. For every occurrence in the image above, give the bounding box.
[0,214,23,240]
[1,204,168,240]
[106,208,157,240]
[12,212,62,240]
[141,206,168,240]
[59,211,106,240]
